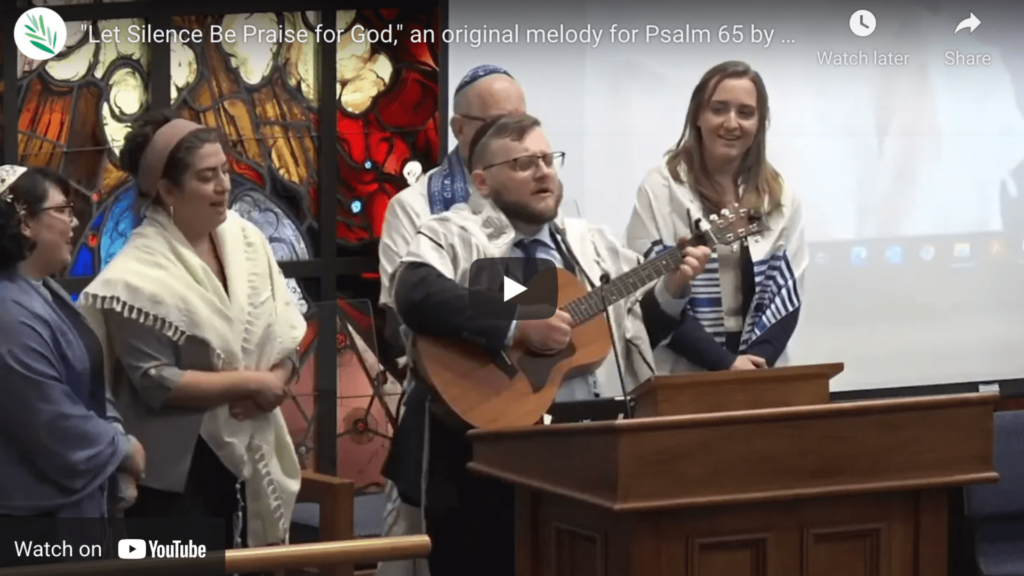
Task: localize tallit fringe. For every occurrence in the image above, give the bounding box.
[251,437,290,541]
[239,226,291,545]
[78,291,229,369]
[79,292,187,345]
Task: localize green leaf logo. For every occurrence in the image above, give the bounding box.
[23,13,58,56]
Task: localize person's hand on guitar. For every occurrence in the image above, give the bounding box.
[514,310,574,354]
[663,240,713,296]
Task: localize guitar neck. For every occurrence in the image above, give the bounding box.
[559,206,764,325]
[561,241,693,325]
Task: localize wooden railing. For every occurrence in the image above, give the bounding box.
[229,536,429,574]
[0,536,431,576]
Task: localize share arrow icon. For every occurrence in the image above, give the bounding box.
[504,276,527,302]
[954,13,980,34]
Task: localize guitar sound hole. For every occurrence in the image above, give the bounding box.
[516,343,577,393]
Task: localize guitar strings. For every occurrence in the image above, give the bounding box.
[561,207,762,326]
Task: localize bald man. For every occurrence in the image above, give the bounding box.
[376,65,525,576]
[379,66,526,313]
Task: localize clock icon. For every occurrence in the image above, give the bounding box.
[850,9,877,37]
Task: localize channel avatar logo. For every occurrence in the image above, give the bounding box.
[14,8,67,61]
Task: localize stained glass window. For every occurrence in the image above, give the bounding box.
[334,9,441,244]
[15,6,440,491]
[18,17,151,278]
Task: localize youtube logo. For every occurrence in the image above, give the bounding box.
[118,538,146,559]
[468,257,559,321]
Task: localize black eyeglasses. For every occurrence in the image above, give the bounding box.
[457,113,499,123]
[481,152,565,173]
[39,203,76,221]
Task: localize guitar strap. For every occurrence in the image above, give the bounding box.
[549,225,586,283]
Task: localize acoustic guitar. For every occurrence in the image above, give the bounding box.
[412,205,766,430]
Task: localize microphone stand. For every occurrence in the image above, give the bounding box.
[598,273,635,420]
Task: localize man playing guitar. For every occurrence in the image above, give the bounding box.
[382,113,712,576]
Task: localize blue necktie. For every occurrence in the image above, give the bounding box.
[515,238,547,283]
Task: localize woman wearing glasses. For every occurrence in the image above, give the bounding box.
[0,165,144,526]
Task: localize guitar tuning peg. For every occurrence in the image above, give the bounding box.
[720,208,731,217]
[709,214,719,223]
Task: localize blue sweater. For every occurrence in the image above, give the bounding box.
[0,269,128,517]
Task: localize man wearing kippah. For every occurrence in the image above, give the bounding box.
[376,64,525,576]
[379,65,526,315]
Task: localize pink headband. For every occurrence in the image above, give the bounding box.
[137,118,204,196]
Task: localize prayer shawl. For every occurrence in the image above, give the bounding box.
[625,161,807,374]
[380,147,475,309]
[380,148,477,310]
[395,192,658,396]
[427,147,471,215]
[79,207,306,546]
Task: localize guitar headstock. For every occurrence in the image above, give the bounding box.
[696,204,766,248]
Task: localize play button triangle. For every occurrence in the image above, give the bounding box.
[504,276,527,301]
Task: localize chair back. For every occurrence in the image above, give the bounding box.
[963,410,1024,576]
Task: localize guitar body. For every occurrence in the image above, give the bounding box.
[412,204,763,430]
[412,267,613,430]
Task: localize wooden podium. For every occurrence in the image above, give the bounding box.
[466,364,998,576]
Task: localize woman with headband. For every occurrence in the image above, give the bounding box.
[0,166,144,529]
[79,110,305,550]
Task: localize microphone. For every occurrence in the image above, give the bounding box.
[598,272,635,420]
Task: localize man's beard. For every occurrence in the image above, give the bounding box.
[489,182,563,226]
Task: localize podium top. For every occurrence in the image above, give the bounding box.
[630,362,845,395]
[467,392,999,512]
[629,362,844,417]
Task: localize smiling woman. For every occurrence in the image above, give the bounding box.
[626,60,808,376]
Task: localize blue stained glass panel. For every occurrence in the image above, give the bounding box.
[69,246,95,277]
[100,187,141,269]
[229,179,310,261]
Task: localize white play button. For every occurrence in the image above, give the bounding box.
[468,258,558,320]
[503,276,527,301]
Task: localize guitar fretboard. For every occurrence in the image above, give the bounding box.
[561,244,687,325]
[560,211,763,325]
